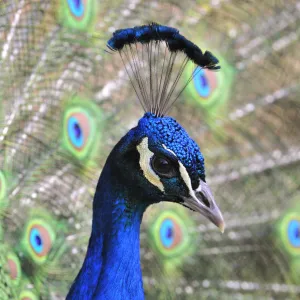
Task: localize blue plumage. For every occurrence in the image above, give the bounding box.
[67,25,224,299]
[67,112,224,299]
[108,23,179,50]
[107,23,220,70]
[109,28,136,50]
[139,113,206,186]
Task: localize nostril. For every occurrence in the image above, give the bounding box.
[202,197,210,208]
[196,192,210,208]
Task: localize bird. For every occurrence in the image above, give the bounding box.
[66,23,224,299]
[1,0,300,300]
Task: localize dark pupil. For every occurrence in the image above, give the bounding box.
[74,123,81,138]
[73,0,81,9]
[200,74,208,87]
[167,227,173,239]
[155,157,170,173]
[35,235,42,246]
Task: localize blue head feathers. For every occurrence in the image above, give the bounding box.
[138,112,206,186]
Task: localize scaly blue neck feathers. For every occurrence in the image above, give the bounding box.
[67,153,147,300]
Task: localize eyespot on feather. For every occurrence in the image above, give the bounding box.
[159,217,183,250]
[194,69,218,100]
[58,0,97,31]
[67,113,90,150]
[276,211,300,257]
[21,219,55,265]
[6,252,21,285]
[148,208,195,260]
[62,97,103,162]
[184,51,234,115]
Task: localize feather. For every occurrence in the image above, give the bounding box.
[107,23,220,117]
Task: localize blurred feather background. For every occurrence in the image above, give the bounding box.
[0,0,300,299]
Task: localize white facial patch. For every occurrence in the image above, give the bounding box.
[196,181,202,192]
[178,162,197,198]
[137,137,164,192]
[162,144,197,199]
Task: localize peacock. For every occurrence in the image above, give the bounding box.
[66,23,225,299]
[1,0,300,299]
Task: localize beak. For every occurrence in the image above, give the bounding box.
[183,179,225,233]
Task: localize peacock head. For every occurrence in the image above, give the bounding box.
[111,112,224,232]
[107,23,225,231]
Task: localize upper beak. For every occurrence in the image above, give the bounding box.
[183,179,225,233]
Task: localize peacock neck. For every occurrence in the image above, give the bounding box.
[67,158,147,300]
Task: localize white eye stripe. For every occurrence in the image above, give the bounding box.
[136,137,164,192]
[162,144,176,156]
[163,144,196,198]
[178,162,196,197]
[196,182,202,192]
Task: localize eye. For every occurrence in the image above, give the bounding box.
[151,155,176,178]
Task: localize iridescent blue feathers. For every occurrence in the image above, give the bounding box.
[139,112,206,185]
[108,25,178,50]
[108,23,219,70]
[107,23,221,116]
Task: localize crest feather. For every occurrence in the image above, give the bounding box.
[107,23,220,116]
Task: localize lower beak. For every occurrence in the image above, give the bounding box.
[183,179,225,233]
